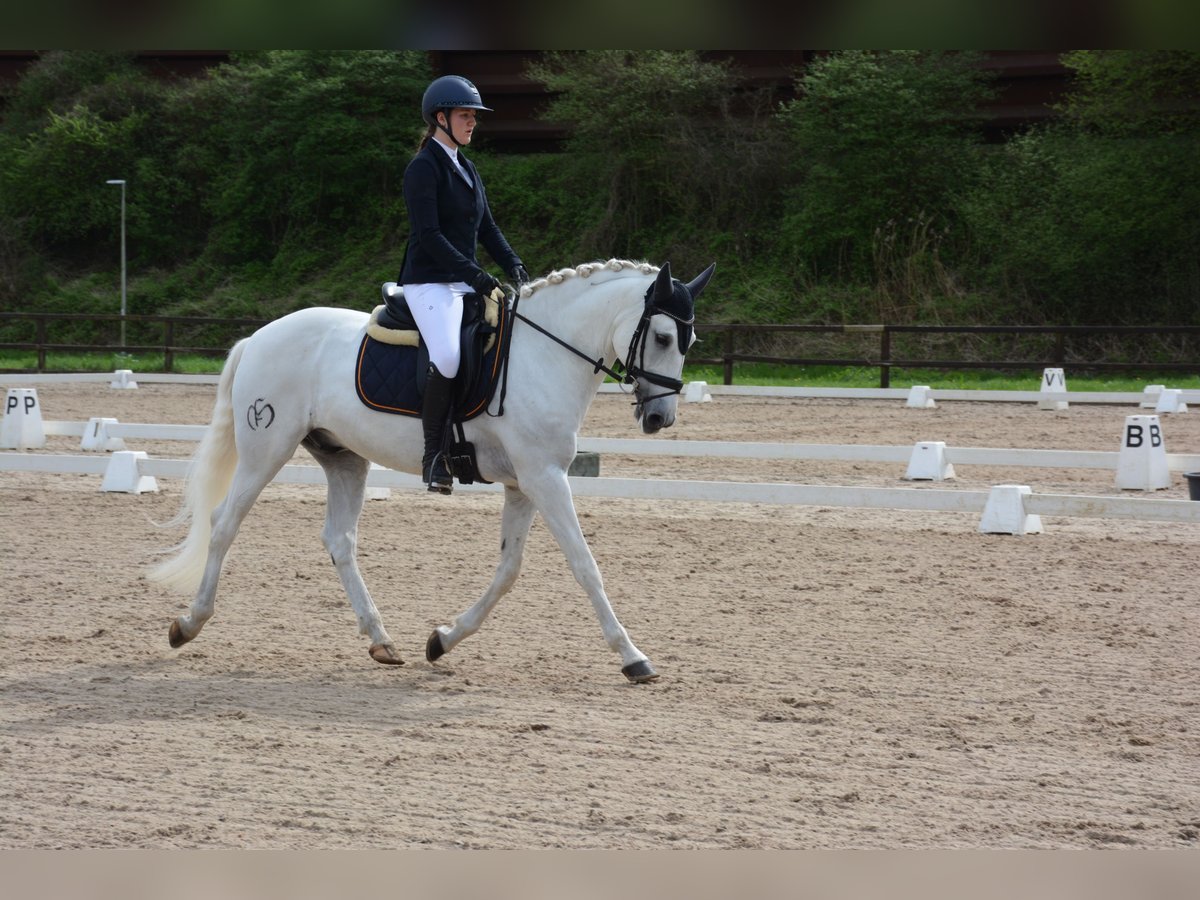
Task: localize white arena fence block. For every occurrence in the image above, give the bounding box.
[1115,415,1171,491]
[904,441,955,481]
[1141,384,1166,408]
[100,450,158,494]
[1038,368,1068,410]
[364,463,391,500]
[905,385,936,409]
[109,369,138,389]
[1154,388,1188,414]
[684,381,712,403]
[80,417,126,452]
[1,388,46,450]
[979,484,1043,535]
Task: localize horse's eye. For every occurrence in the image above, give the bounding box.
[654,333,671,348]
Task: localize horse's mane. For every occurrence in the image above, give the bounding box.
[519,259,659,299]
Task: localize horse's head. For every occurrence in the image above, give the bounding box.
[624,261,716,434]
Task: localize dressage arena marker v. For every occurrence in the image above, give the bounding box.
[1039,367,1069,410]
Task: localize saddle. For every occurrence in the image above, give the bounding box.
[355,282,511,420]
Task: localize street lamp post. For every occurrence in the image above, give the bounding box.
[105,179,126,348]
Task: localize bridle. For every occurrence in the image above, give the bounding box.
[510,280,693,409]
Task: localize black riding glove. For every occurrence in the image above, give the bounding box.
[470,269,500,296]
[509,264,530,286]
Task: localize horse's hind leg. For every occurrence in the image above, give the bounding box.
[426,485,536,662]
[169,457,282,648]
[305,437,401,665]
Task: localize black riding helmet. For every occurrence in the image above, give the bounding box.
[422,75,493,146]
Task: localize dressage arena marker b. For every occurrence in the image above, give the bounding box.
[1116,414,1171,491]
[904,441,955,481]
[0,388,45,450]
[1038,368,1069,410]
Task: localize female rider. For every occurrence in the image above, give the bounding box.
[399,74,529,493]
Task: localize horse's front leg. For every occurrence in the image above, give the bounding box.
[520,470,659,683]
[426,485,536,662]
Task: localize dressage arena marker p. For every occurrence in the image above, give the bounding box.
[904,441,955,481]
[979,484,1043,535]
[1038,368,1068,410]
[1116,414,1171,491]
[905,385,936,409]
[0,388,45,450]
[1141,385,1165,408]
[110,369,138,389]
[80,417,126,452]
[100,450,158,494]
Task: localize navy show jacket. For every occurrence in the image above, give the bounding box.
[398,141,522,286]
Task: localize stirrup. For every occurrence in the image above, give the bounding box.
[424,457,453,494]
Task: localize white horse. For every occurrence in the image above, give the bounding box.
[147,258,715,683]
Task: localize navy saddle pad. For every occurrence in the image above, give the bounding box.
[354,290,510,420]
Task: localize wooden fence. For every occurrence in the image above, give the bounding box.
[2,312,1199,385]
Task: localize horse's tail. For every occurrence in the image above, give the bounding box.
[145,337,246,593]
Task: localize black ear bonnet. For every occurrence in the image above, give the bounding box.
[642,261,715,349]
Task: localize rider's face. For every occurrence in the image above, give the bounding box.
[438,108,477,145]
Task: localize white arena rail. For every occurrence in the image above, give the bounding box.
[578,437,1200,473]
[27,421,1200,474]
[4,452,1200,525]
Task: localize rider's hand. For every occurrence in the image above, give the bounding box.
[509,265,530,286]
[471,269,501,296]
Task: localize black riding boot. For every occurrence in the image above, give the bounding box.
[421,364,455,494]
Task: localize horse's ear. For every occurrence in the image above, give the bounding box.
[654,261,673,303]
[685,262,716,301]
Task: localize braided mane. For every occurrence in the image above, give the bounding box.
[519,259,659,299]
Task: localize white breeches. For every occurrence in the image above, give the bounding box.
[404,281,470,378]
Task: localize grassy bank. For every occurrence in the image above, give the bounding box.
[3,351,1199,392]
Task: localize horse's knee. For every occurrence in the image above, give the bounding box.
[322,530,357,564]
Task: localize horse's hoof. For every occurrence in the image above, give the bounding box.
[425,630,446,662]
[168,620,191,649]
[369,643,405,665]
[621,659,659,683]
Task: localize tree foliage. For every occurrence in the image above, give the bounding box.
[776,50,995,293]
[0,50,1197,327]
